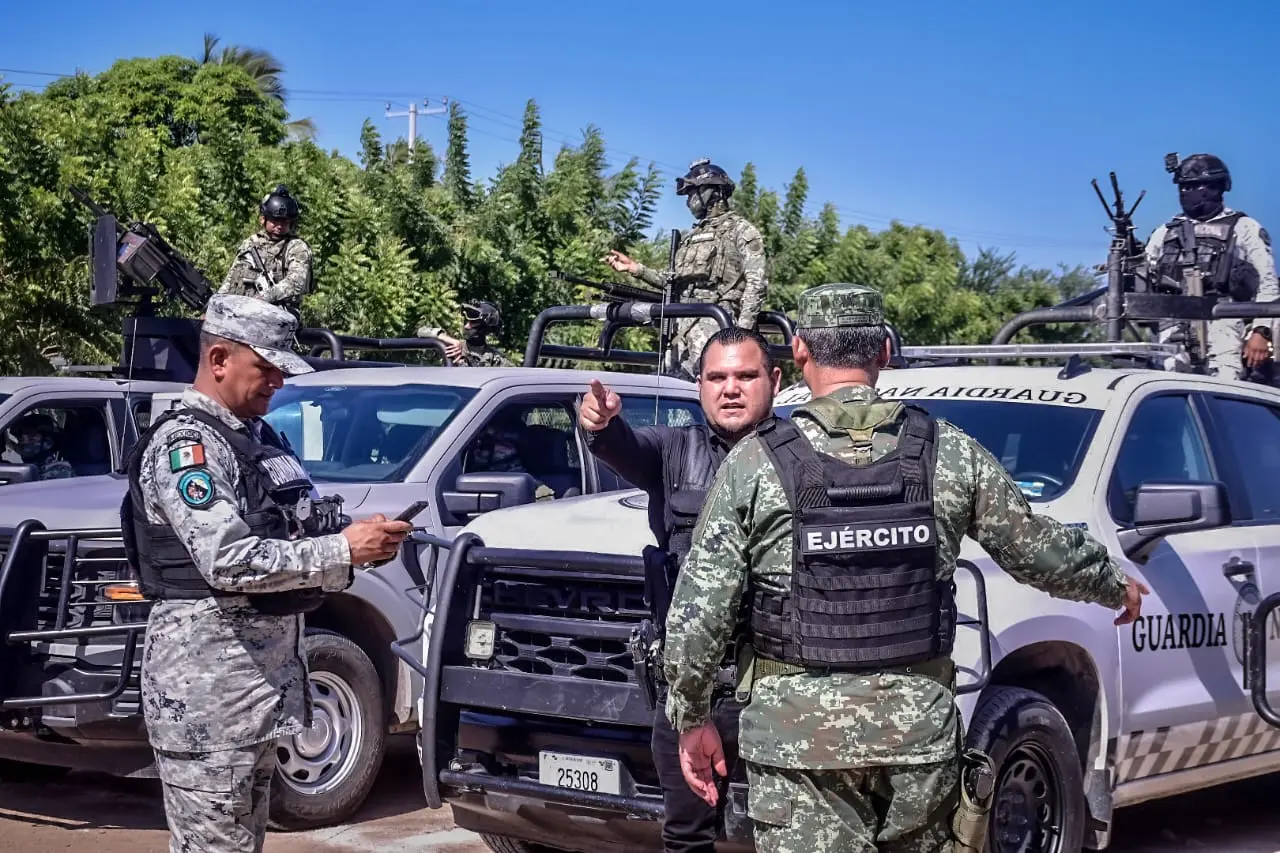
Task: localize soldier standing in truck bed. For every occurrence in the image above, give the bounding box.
[604,159,768,381]
[1144,153,1279,379]
[220,184,314,317]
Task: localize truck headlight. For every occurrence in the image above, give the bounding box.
[465,620,496,661]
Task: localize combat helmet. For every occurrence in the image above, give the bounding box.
[676,158,735,197]
[1170,154,1232,192]
[462,300,502,333]
[260,184,302,219]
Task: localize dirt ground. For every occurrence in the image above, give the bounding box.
[0,736,485,853]
[5,736,1280,852]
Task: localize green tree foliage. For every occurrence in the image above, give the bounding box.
[0,54,1101,377]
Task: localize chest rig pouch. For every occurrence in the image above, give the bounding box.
[1156,212,1246,299]
[749,406,954,670]
[665,426,720,565]
[123,408,344,616]
[672,227,717,293]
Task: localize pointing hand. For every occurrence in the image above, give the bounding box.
[579,379,622,431]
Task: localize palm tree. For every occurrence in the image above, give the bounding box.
[199,33,316,141]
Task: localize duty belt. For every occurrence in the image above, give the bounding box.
[753,655,954,690]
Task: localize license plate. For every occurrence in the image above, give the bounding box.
[538,750,622,795]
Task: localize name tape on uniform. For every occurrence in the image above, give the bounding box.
[262,454,309,488]
[802,521,937,554]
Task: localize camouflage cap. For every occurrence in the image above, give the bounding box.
[796,283,885,328]
[201,294,313,376]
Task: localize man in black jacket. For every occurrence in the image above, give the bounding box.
[578,326,781,853]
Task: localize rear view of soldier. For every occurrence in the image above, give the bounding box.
[1145,153,1279,380]
[220,184,314,317]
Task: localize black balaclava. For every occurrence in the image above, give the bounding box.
[1179,184,1225,221]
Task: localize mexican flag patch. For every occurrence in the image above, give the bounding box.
[169,444,206,471]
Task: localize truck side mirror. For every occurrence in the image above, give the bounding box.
[442,472,537,519]
[1118,481,1230,561]
[0,463,41,486]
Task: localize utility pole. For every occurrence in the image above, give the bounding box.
[385,97,448,159]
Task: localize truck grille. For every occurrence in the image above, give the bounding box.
[479,573,649,685]
[0,533,136,634]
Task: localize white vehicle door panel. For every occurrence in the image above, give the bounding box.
[1110,390,1263,784]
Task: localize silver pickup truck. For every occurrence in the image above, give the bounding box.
[0,362,704,831]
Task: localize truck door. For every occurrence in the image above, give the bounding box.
[1109,390,1257,784]
[1195,388,1280,736]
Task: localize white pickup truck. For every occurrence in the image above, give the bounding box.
[422,355,1280,853]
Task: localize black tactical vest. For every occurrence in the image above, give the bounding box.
[121,407,332,616]
[1156,212,1246,298]
[750,406,954,670]
[664,425,722,566]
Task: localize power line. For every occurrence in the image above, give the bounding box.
[0,64,1106,253]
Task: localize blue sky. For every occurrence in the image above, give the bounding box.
[5,0,1280,274]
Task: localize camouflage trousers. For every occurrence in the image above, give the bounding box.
[1157,317,1250,378]
[662,317,721,381]
[745,758,960,853]
[154,740,277,853]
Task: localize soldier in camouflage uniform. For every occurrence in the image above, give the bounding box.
[9,413,74,479]
[417,301,513,366]
[663,283,1149,852]
[605,159,768,380]
[219,184,314,316]
[127,294,411,852]
[1144,153,1279,378]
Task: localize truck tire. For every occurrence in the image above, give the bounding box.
[268,629,386,831]
[480,835,566,853]
[966,685,1086,853]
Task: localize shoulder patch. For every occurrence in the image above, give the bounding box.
[164,428,204,448]
[168,442,207,472]
[177,470,215,507]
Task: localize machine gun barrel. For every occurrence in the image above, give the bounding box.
[70,186,126,235]
[553,271,664,304]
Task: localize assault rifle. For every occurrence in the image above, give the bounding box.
[71,186,215,315]
[552,270,665,304]
[659,228,681,368]
[246,244,273,294]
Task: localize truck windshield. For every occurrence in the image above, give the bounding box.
[263,383,478,483]
[773,399,1103,501]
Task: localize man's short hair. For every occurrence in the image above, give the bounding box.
[199,330,244,358]
[696,326,775,376]
[796,325,888,369]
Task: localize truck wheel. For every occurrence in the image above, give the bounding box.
[268,629,386,831]
[480,835,566,853]
[966,685,1086,853]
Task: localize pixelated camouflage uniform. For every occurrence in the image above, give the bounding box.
[136,296,351,853]
[219,231,314,309]
[631,203,768,379]
[1145,208,1279,377]
[663,283,1128,852]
